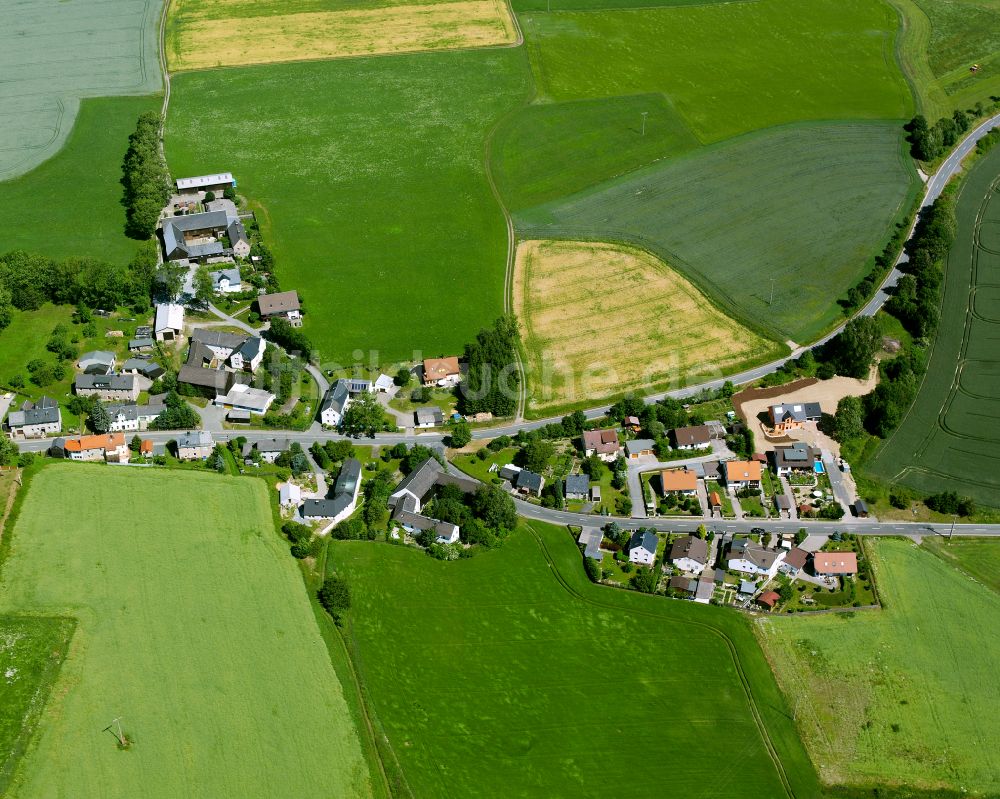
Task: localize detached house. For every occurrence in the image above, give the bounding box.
[564,474,590,500]
[422,356,461,387]
[6,397,61,439]
[724,460,761,489]
[628,530,658,566]
[387,457,477,544]
[319,380,351,427]
[229,336,266,373]
[670,534,708,575]
[660,468,698,496]
[582,428,621,461]
[727,539,786,578]
[771,443,817,476]
[106,402,165,432]
[257,291,301,325]
[516,469,544,497]
[301,458,364,525]
[769,402,822,433]
[813,551,858,577]
[414,407,444,429]
[209,267,242,294]
[176,430,215,460]
[191,329,246,362]
[671,424,711,450]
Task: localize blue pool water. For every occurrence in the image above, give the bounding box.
[814,461,825,474]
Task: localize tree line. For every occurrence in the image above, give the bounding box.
[459,315,520,418]
[121,112,171,240]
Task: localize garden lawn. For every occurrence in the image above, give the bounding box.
[0,466,372,799]
[0,0,162,180]
[867,144,1000,507]
[516,122,918,343]
[519,0,912,144]
[758,538,1000,793]
[331,521,820,797]
[166,51,531,365]
[0,95,161,263]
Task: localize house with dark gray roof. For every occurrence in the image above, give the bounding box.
[414,406,443,429]
[577,527,603,560]
[160,209,238,262]
[229,336,266,373]
[121,358,165,380]
[625,439,655,459]
[515,469,544,497]
[387,458,476,545]
[564,474,590,500]
[319,379,351,427]
[771,443,817,475]
[301,458,364,526]
[6,397,61,439]
[128,337,155,352]
[74,373,138,402]
[769,402,822,432]
[191,328,247,360]
[627,530,658,566]
[106,402,165,432]
[209,266,242,294]
[78,350,116,375]
[177,363,236,396]
[177,430,215,460]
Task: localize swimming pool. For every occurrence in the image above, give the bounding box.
[814,461,825,474]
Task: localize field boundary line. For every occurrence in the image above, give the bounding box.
[521,521,799,799]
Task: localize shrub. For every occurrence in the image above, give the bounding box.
[317,577,351,617]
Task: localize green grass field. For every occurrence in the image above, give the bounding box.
[0,0,162,181]
[330,522,820,797]
[758,538,1000,794]
[868,145,1000,506]
[0,466,373,798]
[520,0,912,144]
[0,95,159,263]
[516,122,919,343]
[922,537,1000,593]
[166,51,531,365]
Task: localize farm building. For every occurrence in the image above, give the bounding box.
[175,172,236,194]
[160,209,247,262]
[154,303,184,341]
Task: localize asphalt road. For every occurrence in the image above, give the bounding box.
[473,111,1000,438]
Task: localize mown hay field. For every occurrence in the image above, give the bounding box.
[0,95,160,264]
[0,0,162,181]
[519,0,912,144]
[868,145,1000,507]
[166,52,530,365]
[0,466,372,799]
[516,122,919,344]
[757,539,1000,794]
[514,240,781,413]
[332,521,820,798]
[166,0,516,71]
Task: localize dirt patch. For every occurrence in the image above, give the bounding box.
[736,370,879,456]
[169,0,518,71]
[514,239,778,413]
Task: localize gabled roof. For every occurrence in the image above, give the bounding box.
[62,433,126,452]
[227,219,249,248]
[582,428,619,454]
[516,469,543,491]
[210,267,241,287]
[320,379,351,417]
[234,336,265,361]
[75,373,135,391]
[564,474,590,495]
[255,437,290,453]
[106,403,165,422]
[672,424,711,447]
[415,407,443,426]
[628,529,658,555]
[670,534,708,565]
[176,173,234,190]
[79,350,116,368]
[154,303,184,332]
[177,430,214,449]
[783,547,809,570]
[257,290,300,315]
[191,328,246,350]
[625,438,655,455]
[302,496,352,519]
[333,458,362,497]
[732,544,784,570]
[757,591,781,608]
[7,396,61,427]
[577,527,603,560]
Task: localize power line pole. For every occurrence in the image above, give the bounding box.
[949,514,956,541]
[641,111,648,137]
[769,278,775,306]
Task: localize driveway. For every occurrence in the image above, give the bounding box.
[821,451,854,509]
[193,401,227,433]
[626,443,729,519]
[0,392,15,424]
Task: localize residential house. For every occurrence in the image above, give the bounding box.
[627,530,658,566]
[257,291,301,324]
[227,219,251,258]
[670,534,708,575]
[422,356,461,387]
[319,380,351,427]
[813,551,858,577]
[516,469,544,497]
[215,383,274,417]
[191,328,246,362]
[564,474,590,500]
[414,407,443,429]
[779,547,809,576]
[175,172,235,194]
[52,433,129,463]
[228,336,266,373]
[78,350,116,375]
[671,424,711,450]
[176,430,215,460]
[724,460,762,489]
[660,468,698,496]
[701,459,721,482]
[301,458,363,526]
[387,458,477,542]
[727,540,786,578]
[279,482,302,508]
[582,428,621,461]
[739,579,758,597]
[498,463,521,482]
[769,402,822,433]
[578,527,603,560]
[246,438,290,464]
[106,403,165,432]
[74,373,138,402]
[209,267,242,294]
[771,443,817,476]
[154,303,184,341]
[625,439,655,459]
[6,397,61,439]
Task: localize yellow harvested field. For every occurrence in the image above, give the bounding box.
[514,240,777,413]
[168,0,518,71]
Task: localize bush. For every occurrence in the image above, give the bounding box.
[317,577,351,617]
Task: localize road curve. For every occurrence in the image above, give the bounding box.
[475,112,1000,438]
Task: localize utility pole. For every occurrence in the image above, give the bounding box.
[769,278,775,306]
[641,111,648,137]
[949,514,956,541]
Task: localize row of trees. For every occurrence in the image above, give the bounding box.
[904,110,974,162]
[459,315,520,417]
[121,112,171,239]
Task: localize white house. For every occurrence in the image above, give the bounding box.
[6,397,61,439]
[279,482,302,507]
[319,380,351,427]
[669,534,708,575]
[210,267,242,294]
[191,329,246,362]
[300,459,363,526]
[229,336,266,373]
[628,530,658,566]
[727,540,786,579]
[214,383,274,415]
[154,303,184,341]
[248,438,289,464]
[176,430,214,460]
[106,403,165,432]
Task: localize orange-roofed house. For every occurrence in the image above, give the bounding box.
[813,551,858,577]
[660,468,698,496]
[422,357,461,387]
[757,590,781,609]
[55,433,129,463]
[724,460,761,489]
